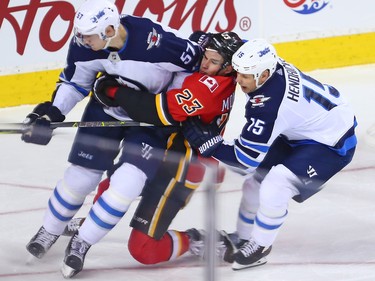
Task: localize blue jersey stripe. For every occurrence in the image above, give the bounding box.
[235,146,261,168]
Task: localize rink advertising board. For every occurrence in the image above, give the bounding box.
[0,0,374,107]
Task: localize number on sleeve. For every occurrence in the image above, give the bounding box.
[301,72,339,111]
[180,42,197,64]
[246,118,265,135]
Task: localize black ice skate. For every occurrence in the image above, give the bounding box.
[187,228,240,263]
[26,226,59,259]
[187,228,205,258]
[217,230,241,263]
[232,238,272,270]
[61,232,91,278]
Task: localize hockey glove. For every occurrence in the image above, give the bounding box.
[21,101,65,145]
[182,116,223,157]
[93,75,120,107]
[189,31,212,49]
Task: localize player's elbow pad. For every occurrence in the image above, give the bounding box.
[114,87,164,126]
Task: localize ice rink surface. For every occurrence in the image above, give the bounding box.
[0,64,374,281]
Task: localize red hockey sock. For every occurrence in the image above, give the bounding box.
[128,228,190,264]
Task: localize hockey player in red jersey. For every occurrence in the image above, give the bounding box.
[63,31,244,274]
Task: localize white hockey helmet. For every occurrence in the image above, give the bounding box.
[73,0,120,47]
[232,39,278,88]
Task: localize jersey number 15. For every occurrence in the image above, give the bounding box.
[301,72,340,111]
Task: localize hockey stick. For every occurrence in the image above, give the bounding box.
[0,120,168,134]
[50,120,158,128]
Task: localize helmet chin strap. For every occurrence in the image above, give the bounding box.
[102,28,119,50]
[255,77,262,90]
[254,69,271,90]
[255,76,272,90]
[103,37,114,49]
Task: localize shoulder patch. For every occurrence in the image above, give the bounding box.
[199,75,219,92]
[147,28,162,50]
[249,94,271,107]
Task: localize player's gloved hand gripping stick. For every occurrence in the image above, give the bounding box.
[21,101,65,145]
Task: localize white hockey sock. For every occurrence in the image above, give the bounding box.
[251,164,300,246]
[252,209,287,247]
[43,165,103,235]
[237,175,261,240]
[79,163,147,245]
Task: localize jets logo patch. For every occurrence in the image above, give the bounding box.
[249,94,271,107]
[199,75,218,92]
[147,28,162,50]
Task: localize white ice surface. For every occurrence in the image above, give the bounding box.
[0,64,374,281]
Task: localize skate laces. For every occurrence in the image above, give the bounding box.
[190,241,204,257]
[70,235,90,259]
[187,229,205,257]
[188,229,237,261]
[67,218,82,232]
[34,227,58,249]
[239,239,261,258]
[217,231,238,261]
[216,240,226,260]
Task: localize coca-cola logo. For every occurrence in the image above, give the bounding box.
[0,0,239,55]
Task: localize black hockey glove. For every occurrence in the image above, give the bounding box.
[93,75,120,107]
[182,116,223,157]
[21,101,65,145]
[189,31,212,49]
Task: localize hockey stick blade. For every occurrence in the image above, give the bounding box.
[0,120,171,134]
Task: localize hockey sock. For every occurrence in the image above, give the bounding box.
[128,228,189,264]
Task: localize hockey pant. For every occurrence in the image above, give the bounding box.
[128,132,225,264]
[237,136,355,246]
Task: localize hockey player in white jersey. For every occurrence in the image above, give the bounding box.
[22,0,202,278]
[182,39,357,270]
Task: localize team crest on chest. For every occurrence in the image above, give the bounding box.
[199,75,218,92]
[147,28,162,50]
[249,94,271,107]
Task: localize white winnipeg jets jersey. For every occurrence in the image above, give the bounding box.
[51,15,202,119]
[213,58,357,172]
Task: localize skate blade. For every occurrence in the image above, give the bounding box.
[25,253,38,265]
[232,258,267,270]
[61,263,79,279]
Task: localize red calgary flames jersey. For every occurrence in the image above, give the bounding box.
[156,72,236,125]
